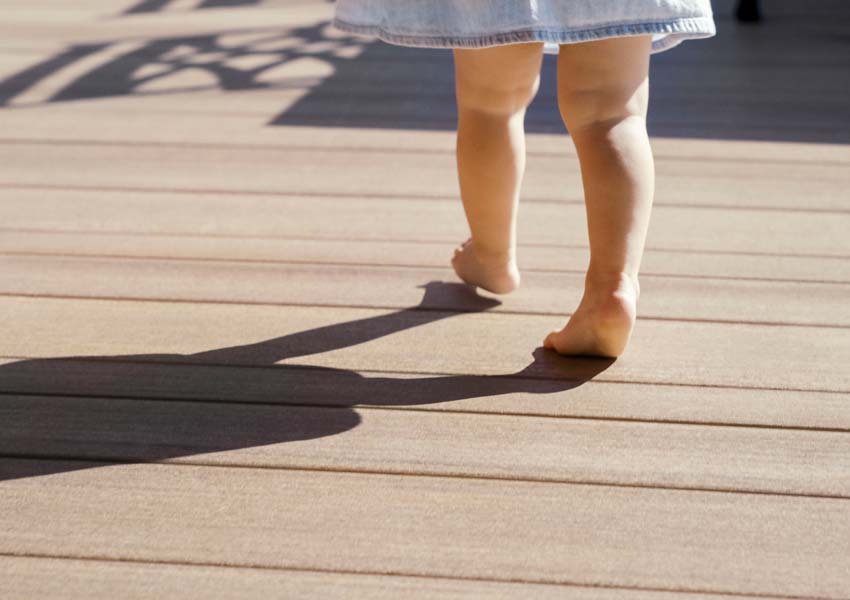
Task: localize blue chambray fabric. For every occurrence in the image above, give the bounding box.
[333,0,715,54]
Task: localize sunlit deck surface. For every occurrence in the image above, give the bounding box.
[1,0,849,597]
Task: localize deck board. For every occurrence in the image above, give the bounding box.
[2,460,849,598]
[5,556,773,600]
[3,189,848,257]
[1,104,848,163]
[2,296,849,393]
[2,254,850,326]
[4,230,850,283]
[2,142,848,212]
[2,394,849,497]
[2,356,849,430]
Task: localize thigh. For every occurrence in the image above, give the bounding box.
[556,36,652,126]
[453,42,544,113]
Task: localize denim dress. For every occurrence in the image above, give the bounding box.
[333,0,715,54]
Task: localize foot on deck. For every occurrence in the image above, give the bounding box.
[543,272,639,358]
[451,238,520,295]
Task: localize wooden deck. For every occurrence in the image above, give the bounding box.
[2,0,849,597]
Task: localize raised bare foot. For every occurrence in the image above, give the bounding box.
[451,238,520,295]
[543,272,640,358]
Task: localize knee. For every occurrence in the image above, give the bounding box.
[456,72,541,117]
[557,79,648,135]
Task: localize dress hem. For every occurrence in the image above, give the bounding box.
[332,16,716,54]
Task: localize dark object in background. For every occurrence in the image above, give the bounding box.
[736,0,762,22]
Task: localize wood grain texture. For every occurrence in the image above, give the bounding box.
[1,104,847,164]
[2,460,849,598]
[0,3,331,49]
[2,394,849,496]
[2,356,848,430]
[4,555,779,600]
[1,296,848,392]
[3,188,848,257]
[3,230,850,284]
[1,141,847,212]
[2,254,850,327]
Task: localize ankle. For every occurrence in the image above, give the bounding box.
[471,239,516,265]
[584,270,640,302]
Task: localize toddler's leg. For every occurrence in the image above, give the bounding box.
[451,42,544,294]
[543,36,655,357]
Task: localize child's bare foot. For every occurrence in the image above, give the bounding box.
[543,272,640,358]
[451,238,520,295]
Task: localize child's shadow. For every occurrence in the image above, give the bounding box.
[0,282,614,482]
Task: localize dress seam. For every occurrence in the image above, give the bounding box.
[332,16,716,54]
